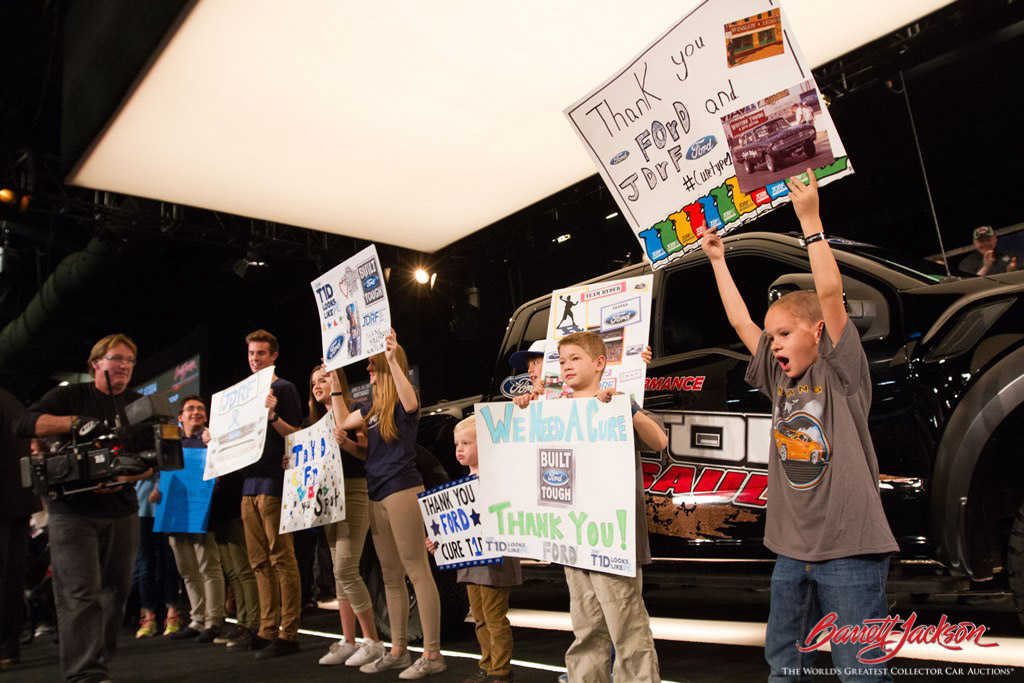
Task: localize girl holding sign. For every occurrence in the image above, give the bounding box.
[305,365,385,667]
[337,329,446,679]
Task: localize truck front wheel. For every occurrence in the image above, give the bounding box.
[1009,499,1024,625]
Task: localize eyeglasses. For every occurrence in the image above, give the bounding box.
[102,355,137,366]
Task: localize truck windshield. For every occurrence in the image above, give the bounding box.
[828,239,950,282]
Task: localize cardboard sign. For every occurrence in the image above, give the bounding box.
[543,274,653,406]
[154,447,215,533]
[279,412,347,533]
[565,0,852,269]
[476,396,637,577]
[419,475,502,570]
[203,366,275,480]
[312,245,392,371]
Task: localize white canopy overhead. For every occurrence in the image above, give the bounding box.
[68,0,952,253]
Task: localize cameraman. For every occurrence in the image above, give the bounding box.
[14,334,152,683]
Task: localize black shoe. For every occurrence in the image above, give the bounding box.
[254,638,300,659]
[169,626,201,640]
[244,634,272,652]
[196,626,221,643]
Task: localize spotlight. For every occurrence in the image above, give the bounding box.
[605,212,619,220]
[0,188,15,205]
[414,268,429,284]
[429,273,437,289]
[553,233,572,244]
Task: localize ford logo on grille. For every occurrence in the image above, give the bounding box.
[685,135,717,161]
[605,309,637,326]
[500,373,534,399]
[542,469,569,486]
[363,275,379,290]
[326,334,345,360]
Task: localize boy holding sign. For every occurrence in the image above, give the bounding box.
[427,415,521,683]
[702,172,897,679]
[515,332,666,683]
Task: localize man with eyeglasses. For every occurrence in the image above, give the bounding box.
[14,333,152,683]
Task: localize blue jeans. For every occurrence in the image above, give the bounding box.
[766,554,892,683]
[134,516,180,611]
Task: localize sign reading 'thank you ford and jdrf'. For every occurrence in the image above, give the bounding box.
[476,395,637,577]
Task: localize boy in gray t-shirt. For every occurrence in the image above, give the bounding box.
[703,170,897,681]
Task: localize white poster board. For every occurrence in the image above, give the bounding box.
[419,476,501,570]
[543,274,653,406]
[565,0,852,269]
[476,396,637,577]
[311,244,392,371]
[203,366,275,480]
[279,412,347,534]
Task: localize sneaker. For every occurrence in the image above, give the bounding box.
[346,639,385,667]
[254,637,300,659]
[213,625,244,644]
[359,650,412,673]
[319,639,359,665]
[244,634,272,652]
[169,626,201,640]
[557,675,568,683]
[399,655,447,680]
[135,617,158,639]
[162,614,182,636]
[196,626,222,643]
[33,624,56,638]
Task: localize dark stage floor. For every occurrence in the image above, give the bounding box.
[7,584,1024,682]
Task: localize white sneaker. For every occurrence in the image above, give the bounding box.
[359,650,412,673]
[319,639,359,665]
[399,655,447,680]
[346,639,386,667]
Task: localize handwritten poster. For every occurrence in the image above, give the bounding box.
[203,366,275,480]
[311,244,392,372]
[543,274,653,406]
[279,412,346,534]
[476,396,637,577]
[419,476,501,570]
[154,448,216,533]
[565,0,852,269]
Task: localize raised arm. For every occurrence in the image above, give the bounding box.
[786,170,847,344]
[702,226,762,354]
[385,329,419,414]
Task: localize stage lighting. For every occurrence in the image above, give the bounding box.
[414,268,429,284]
[0,188,15,205]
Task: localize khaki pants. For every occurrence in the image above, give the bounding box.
[467,584,513,677]
[212,516,260,630]
[564,566,660,683]
[325,478,372,614]
[168,532,225,629]
[368,486,441,650]
[241,494,301,641]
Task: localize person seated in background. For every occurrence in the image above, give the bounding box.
[958,225,1019,276]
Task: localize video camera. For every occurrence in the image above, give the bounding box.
[20,393,185,499]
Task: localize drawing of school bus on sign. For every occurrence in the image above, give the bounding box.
[774,425,823,465]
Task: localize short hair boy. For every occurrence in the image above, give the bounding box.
[427,415,522,682]
[702,170,898,679]
[516,331,667,683]
[508,340,547,398]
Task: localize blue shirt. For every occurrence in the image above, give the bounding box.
[241,377,303,497]
[361,398,421,501]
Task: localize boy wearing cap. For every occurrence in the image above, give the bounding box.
[959,225,1019,276]
[508,340,547,399]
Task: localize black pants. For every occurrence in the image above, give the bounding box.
[0,515,30,659]
[49,512,138,682]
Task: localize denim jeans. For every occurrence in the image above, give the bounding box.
[766,554,892,683]
[135,515,180,611]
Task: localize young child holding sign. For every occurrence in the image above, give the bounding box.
[427,415,522,683]
[702,171,897,679]
[515,332,667,683]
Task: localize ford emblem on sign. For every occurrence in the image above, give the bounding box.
[326,334,345,361]
[605,309,637,327]
[610,150,629,165]
[362,275,379,291]
[542,469,570,486]
[500,373,534,399]
[685,135,717,161]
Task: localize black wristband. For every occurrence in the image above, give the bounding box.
[800,232,826,247]
[269,414,279,423]
[330,391,345,397]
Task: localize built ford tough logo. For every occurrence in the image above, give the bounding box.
[538,448,573,507]
[325,334,345,361]
[542,469,570,486]
[500,373,534,399]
